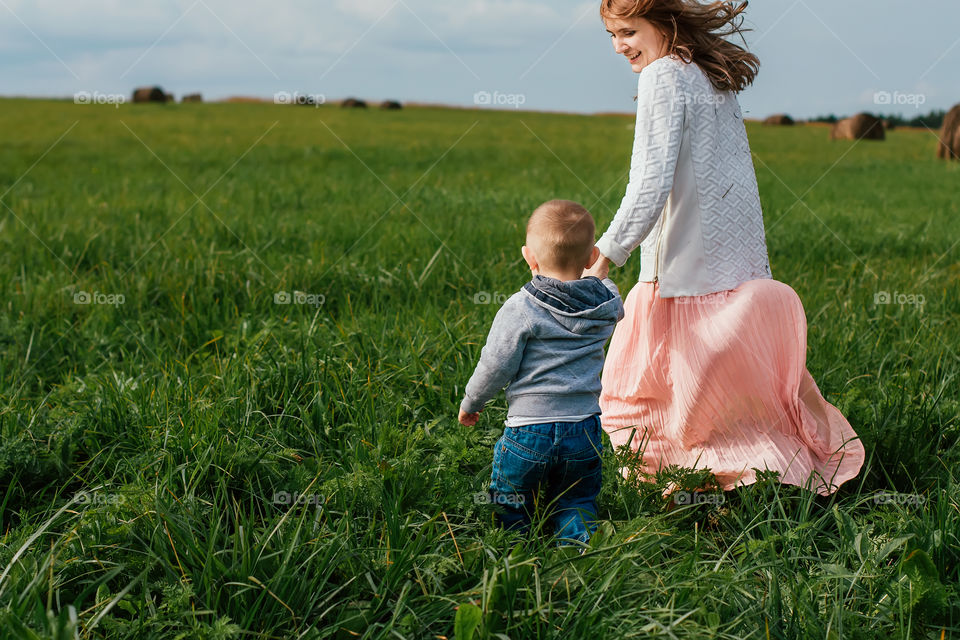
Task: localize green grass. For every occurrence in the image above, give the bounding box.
[0,98,958,638]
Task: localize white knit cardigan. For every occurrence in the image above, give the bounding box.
[595,55,772,297]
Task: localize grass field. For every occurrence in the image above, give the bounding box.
[1,98,958,638]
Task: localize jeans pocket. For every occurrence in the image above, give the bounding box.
[567,417,603,456]
[560,452,602,491]
[493,434,548,494]
[559,419,603,490]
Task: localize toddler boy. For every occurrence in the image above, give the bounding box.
[459,199,625,543]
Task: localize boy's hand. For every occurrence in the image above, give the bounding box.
[458,408,480,426]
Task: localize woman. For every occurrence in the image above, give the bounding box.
[584,0,865,496]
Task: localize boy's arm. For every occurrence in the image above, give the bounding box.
[460,299,531,416]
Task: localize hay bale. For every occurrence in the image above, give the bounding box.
[830,113,885,141]
[341,97,367,108]
[131,86,167,103]
[937,103,960,160]
[182,93,203,103]
[763,114,794,126]
[380,100,402,110]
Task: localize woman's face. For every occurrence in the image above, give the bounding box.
[605,16,669,73]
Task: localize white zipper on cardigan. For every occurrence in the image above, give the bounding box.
[653,219,664,283]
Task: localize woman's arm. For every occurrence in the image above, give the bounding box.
[595,58,687,268]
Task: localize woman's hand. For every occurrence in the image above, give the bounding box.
[583,255,611,280]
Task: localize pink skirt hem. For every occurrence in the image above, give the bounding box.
[600,278,865,496]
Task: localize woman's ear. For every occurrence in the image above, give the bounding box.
[521,245,539,273]
[585,246,601,269]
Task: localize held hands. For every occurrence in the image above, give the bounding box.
[583,254,611,280]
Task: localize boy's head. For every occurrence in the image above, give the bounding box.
[523,199,599,279]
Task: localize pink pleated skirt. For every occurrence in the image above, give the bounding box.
[600,278,865,496]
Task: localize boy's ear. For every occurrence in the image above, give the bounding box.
[521,245,539,272]
[585,245,600,270]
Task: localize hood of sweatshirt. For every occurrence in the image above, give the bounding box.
[522,275,624,334]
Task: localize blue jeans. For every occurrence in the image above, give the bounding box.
[489,414,603,544]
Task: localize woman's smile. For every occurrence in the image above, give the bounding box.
[605,16,668,72]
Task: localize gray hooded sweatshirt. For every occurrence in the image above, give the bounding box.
[461,275,625,426]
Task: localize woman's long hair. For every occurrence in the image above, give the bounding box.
[601,0,759,92]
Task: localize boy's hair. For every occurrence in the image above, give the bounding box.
[526,200,596,273]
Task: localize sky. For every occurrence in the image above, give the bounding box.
[1,0,958,119]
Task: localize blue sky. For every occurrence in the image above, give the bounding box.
[1,0,958,118]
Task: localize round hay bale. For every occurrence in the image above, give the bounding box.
[937,103,960,160]
[341,98,367,108]
[132,86,167,103]
[763,114,794,126]
[380,100,402,110]
[830,113,885,141]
